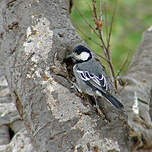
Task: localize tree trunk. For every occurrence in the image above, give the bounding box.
[0,0,152,151]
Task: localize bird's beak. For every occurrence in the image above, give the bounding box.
[66,53,74,59]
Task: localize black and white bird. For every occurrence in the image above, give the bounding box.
[68,45,124,109]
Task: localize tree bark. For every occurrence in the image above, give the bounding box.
[0,0,152,152]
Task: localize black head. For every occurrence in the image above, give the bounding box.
[73,45,91,54]
[71,45,92,63]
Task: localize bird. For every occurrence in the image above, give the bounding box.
[67,45,124,109]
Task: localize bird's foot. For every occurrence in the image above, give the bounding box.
[94,104,109,123]
[71,82,82,93]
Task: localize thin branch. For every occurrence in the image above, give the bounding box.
[116,51,130,77]
[90,1,110,64]
[75,23,103,48]
[92,0,107,57]
[103,3,109,46]
[91,0,118,90]
[96,53,110,63]
[108,60,117,90]
[75,6,100,39]
[87,2,94,17]
[99,0,103,24]
[92,0,98,20]
[107,0,117,51]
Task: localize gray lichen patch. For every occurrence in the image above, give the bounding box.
[44,76,89,122]
[23,16,53,63]
[72,115,120,152]
[22,16,54,81]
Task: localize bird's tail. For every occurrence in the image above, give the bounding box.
[97,90,124,109]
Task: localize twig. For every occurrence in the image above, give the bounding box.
[87,2,94,17]
[92,0,109,61]
[96,53,110,63]
[116,51,130,77]
[103,3,109,47]
[99,0,103,24]
[92,0,107,57]
[108,60,117,90]
[92,0,118,90]
[107,0,117,51]
[92,0,98,20]
[75,6,100,39]
[75,23,103,48]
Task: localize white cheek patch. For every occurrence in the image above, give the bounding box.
[78,52,90,61]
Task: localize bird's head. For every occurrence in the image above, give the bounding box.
[68,45,92,63]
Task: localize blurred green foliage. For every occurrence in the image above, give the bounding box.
[70,0,152,75]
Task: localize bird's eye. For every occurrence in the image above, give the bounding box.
[75,49,81,55]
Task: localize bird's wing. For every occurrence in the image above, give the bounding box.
[75,67,124,109]
[76,68,108,92]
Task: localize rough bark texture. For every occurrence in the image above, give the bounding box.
[0,0,152,152]
[119,27,152,152]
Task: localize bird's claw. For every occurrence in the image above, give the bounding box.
[71,82,82,93]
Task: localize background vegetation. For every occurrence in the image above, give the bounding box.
[70,0,152,75]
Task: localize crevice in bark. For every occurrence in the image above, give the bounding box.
[149,88,152,121]
[8,126,15,141]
